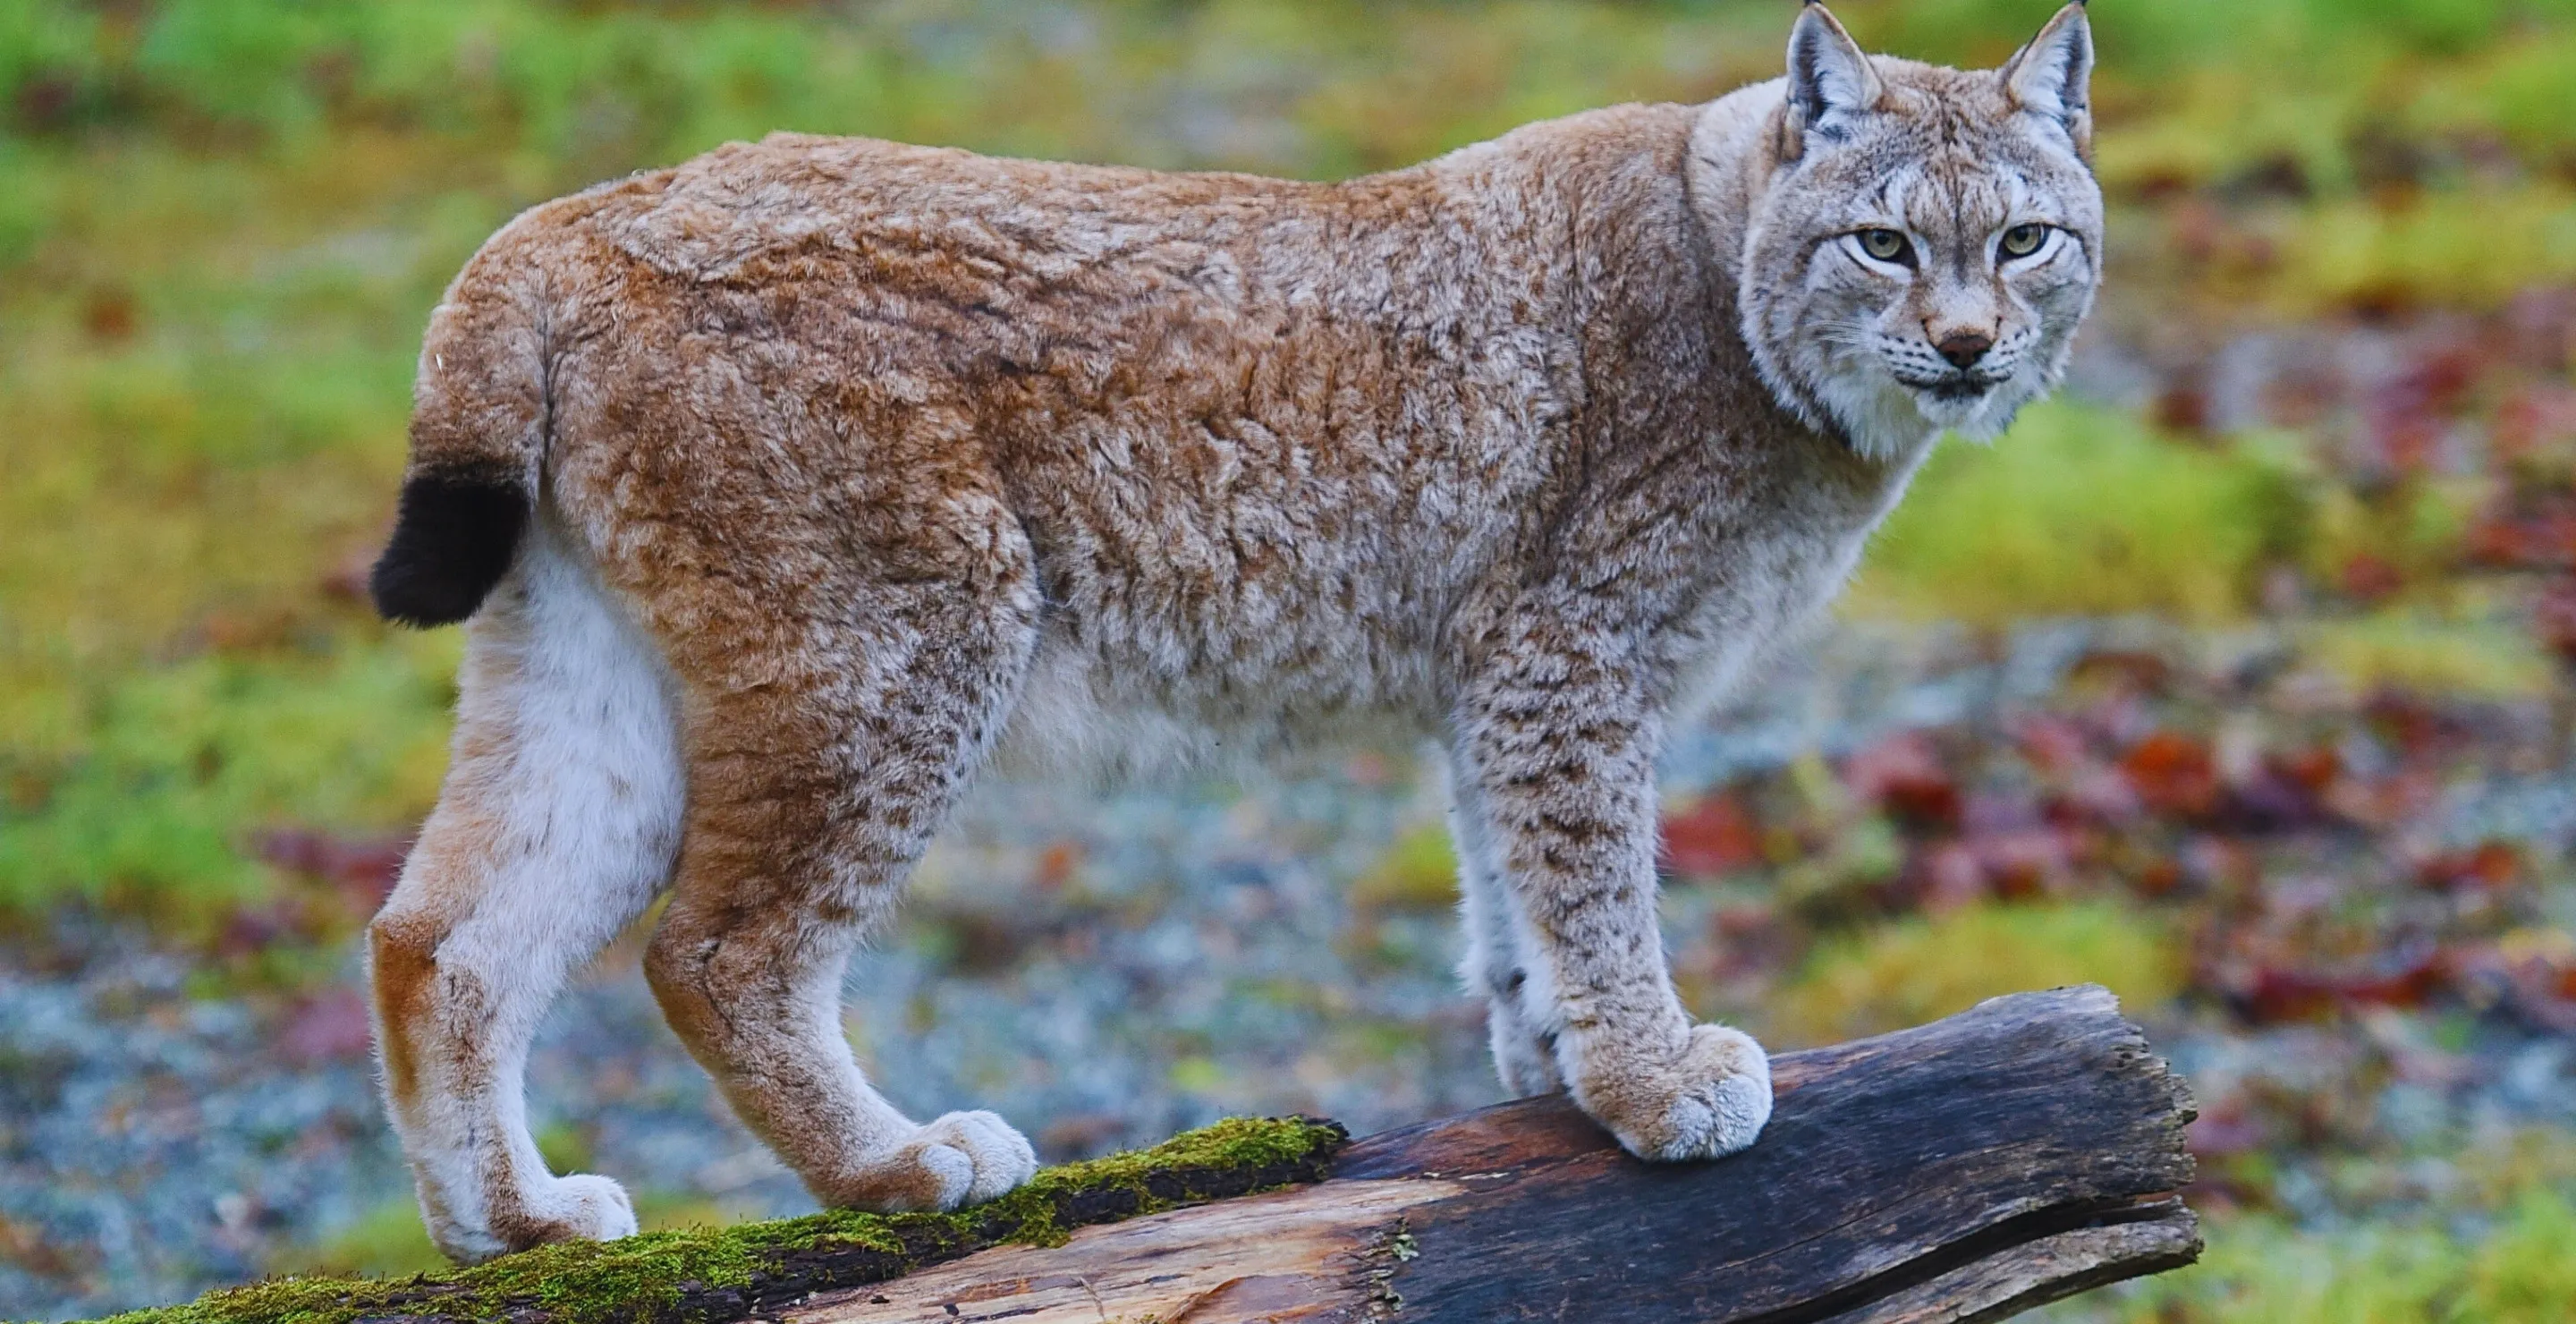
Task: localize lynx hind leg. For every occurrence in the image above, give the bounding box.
[640,524,1041,1214]
[368,522,684,1263]
[1444,765,1563,1097]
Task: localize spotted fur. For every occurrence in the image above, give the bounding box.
[365,3,2102,1262]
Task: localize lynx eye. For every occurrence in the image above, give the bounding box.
[1855,228,1913,266]
[1999,224,2051,259]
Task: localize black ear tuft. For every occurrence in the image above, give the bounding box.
[369,471,530,627]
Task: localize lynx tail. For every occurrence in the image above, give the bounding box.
[370,260,548,627]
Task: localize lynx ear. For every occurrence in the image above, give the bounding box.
[2002,3,2094,157]
[1784,3,1884,141]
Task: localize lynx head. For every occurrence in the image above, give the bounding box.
[1736,2,2103,460]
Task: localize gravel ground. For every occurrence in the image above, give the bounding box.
[7,620,2576,1320]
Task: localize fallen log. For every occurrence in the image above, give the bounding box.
[792,984,2198,1323]
[113,986,2193,1324]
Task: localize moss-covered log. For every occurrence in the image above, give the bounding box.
[93,1116,1347,1324]
[97,987,2196,1324]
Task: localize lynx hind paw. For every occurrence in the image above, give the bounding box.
[1599,1023,1775,1164]
[835,1110,1039,1212]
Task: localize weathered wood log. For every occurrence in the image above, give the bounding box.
[786,985,2197,1324]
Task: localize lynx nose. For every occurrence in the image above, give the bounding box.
[1933,330,1995,369]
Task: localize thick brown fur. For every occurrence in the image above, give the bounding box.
[366,4,2103,1263]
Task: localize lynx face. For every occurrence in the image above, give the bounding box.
[1740,4,2103,459]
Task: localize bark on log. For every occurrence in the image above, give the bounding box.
[785,986,2197,1324]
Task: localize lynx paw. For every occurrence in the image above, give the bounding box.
[824,1110,1038,1212]
[542,1173,643,1240]
[1580,1023,1774,1163]
[427,1172,638,1264]
[1485,997,1566,1098]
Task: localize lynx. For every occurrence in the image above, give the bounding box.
[364,2,2101,1261]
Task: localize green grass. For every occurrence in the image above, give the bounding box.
[1774,900,2189,1046]
[0,638,458,924]
[2044,1187,2576,1324]
[1847,403,2304,625]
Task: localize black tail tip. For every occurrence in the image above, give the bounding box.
[369,473,530,627]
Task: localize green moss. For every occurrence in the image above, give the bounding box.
[91,1116,1346,1324]
[1349,824,1460,915]
[1846,402,2304,627]
[1776,902,2187,1047]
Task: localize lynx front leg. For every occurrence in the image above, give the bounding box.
[1444,760,1563,1097]
[1451,635,1772,1162]
[640,556,1040,1214]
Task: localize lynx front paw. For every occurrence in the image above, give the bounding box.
[820,1110,1038,1212]
[542,1172,644,1240]
[1485,997,1567,1098]
[1577,1023,1774,1163]
[426,1172,639,1264]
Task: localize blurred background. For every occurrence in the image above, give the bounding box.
[4,0,2576,1318]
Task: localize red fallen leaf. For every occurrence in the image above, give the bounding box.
[216,903,299,959]
[2273,746,2341,794]
[2236,946,2450,1023]
[2465,515,2531,568]
[2342,953,2450,1008]
[1843,733,1962,831]
[2237,965,2347,1023]
[2467,495,2576,570]
[1033,839,1083,892]
[2153,383,2212,436]
[1661,791,1760,876]
[2360,344,2479,476]
[2417,840,2521,892]
[2338,553,2403,603]
[1981,828,2078,899]
[2131,854,2185,898]
[2123,731,2219,819]
[279,989,376,1065]
[2492,385,2576,462]
[1912,827,2080,908]
[258,828,410,909]
[2012,715,2092,775]
[81,287,137,343]
[2362,693,2457,757]
[2536,578,2576,666]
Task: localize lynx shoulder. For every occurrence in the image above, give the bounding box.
[364,3,2103,1263]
